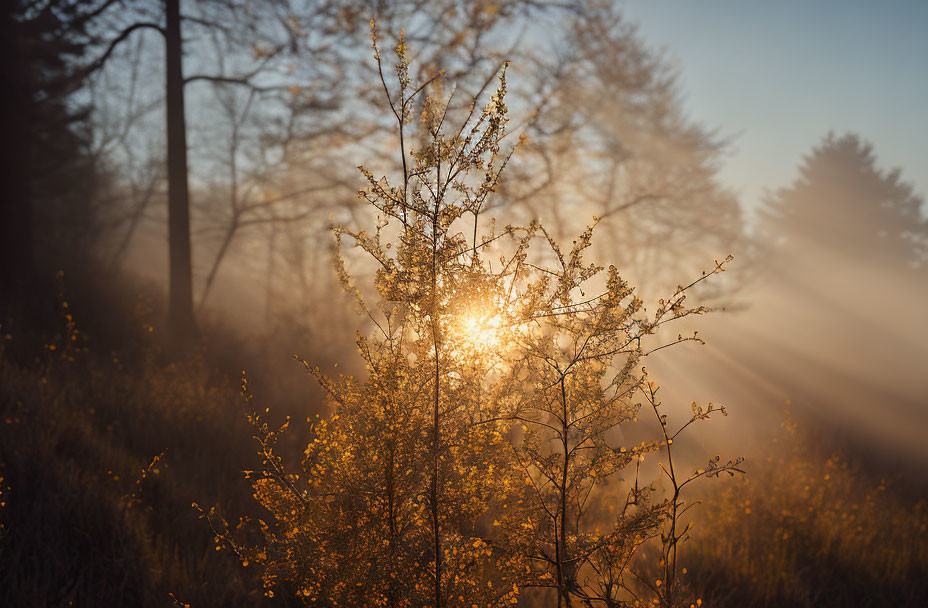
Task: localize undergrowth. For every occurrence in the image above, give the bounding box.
[685,413,928,608]
[1,276,926,607]
[0,280,283,607]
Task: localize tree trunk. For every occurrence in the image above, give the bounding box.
[165,0,196,338]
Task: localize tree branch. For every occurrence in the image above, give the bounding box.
[84,22,166,77]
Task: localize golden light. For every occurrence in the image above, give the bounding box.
[455,310,504,353]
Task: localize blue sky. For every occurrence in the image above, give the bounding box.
[621,0,928,220]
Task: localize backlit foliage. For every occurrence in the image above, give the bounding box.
[209,24,739,607]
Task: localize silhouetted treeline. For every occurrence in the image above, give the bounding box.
[759,132,928,273]
[1,1,102,324]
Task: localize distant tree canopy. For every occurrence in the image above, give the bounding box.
[500,3,742,294]
[2,0,744,335]
[80,0,740,333]
[759,133,928,272]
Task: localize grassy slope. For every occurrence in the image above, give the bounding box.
[1,273,927,607]
[0,277,292,607]
[684,417,928,608]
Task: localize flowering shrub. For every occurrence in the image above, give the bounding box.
[207,25,739,608]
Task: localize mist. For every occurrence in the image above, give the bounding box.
[2,2,926,607]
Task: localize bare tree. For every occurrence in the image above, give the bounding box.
[83,0,337,336]
[85,1,745,341]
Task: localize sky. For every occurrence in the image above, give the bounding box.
[621,0,928,221]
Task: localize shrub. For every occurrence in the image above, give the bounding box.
[209,25,739,608]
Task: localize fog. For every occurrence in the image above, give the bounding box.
[2,2,927,605]
[653,144,924,469]
[101,6,928,473]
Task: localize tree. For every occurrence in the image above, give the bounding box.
[0,0,102,318]
[0,0,195,333]
[203,28,740,608]
[204,32,526,606]
[495,225,739,607]
[84,1,743,344]
[758,132,928,272]
[495,1,743,298]
[158,0,196,335]
[85,0,348,337]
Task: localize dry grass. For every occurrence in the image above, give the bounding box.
[2,278,926,607]
[0,287,279,607]
[684,415,928,607]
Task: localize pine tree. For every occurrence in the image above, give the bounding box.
[0,0,101,317]
[759,132,927,272]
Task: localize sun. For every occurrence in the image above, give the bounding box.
[455,310,503,352]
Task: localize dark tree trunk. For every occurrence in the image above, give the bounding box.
[0,8,36,318]
[165,0,197,338]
